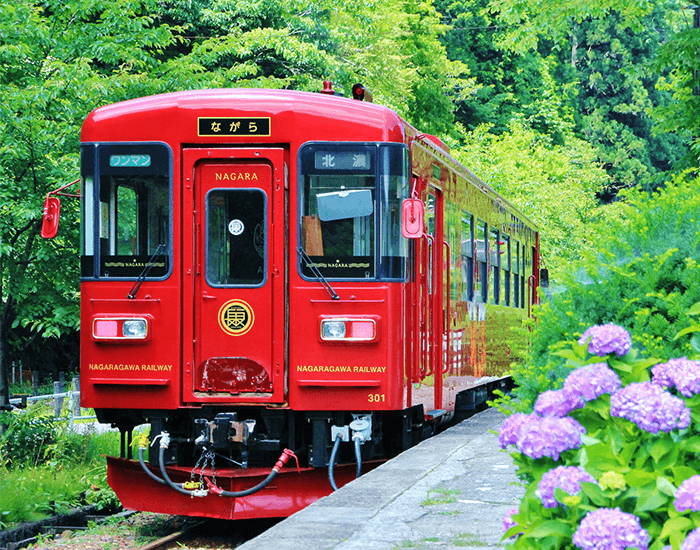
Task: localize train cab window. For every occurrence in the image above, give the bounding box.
[490,227,500,305]
[460,212,474,301]
[475,221,487,302]
[80,143,172,279]
[299,143,409,280]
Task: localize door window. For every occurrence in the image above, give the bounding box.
[206,189,266,287]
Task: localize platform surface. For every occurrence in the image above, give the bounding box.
[237,407,523,550]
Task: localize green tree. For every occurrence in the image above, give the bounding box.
[0,0,183,404]
[453,122,609,273]
[559,7,688,197]
[488,0,697,173]
[435,0,553,135]
[160,0,472,136]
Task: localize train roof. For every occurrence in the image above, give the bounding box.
[82,88,407,143]
[82,87,537,232]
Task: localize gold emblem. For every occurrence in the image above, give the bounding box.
[218,300,254,336]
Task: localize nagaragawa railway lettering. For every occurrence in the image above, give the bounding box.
[296,365,386,374]
[89,364,173,371]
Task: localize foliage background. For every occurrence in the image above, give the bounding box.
[0,0,698,402]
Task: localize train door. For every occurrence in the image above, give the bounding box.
[182,148,286,404]
[412,186,445,417]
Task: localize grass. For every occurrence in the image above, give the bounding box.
[421,487,461,506]
[453,532,489,547]
[0,407,122,530]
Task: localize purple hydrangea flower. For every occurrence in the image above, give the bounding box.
[675,476,700,513]
[498,413,536,449]
[652,358,700,397]
[534,389,584,417]
[578,324,632,357]
[572,508,649,550]
[564,362,622,402]
[502,506,519,534]
[536,466,597,508]
[515,416,586,460]
[610,382,691,434]
[682,528,700,550]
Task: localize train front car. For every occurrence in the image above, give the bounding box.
[73,87,540,520]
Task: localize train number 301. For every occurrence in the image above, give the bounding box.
[368,393,386,403]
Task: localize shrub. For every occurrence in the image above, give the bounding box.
[0,406,57,468]
[500,322,700,550]
[502,173,700,412]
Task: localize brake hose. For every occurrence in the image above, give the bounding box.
[137,432,165,485]
[156,431,298,498]
[206,448,298,497]
[353,436,362,479]
[328,433,343,491]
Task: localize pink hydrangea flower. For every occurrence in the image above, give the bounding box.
[536,466,597,508]
[572,508,649,550]
[675,476,700,513]
[610,382,691,434]
[578,324,632,357]
[564,362,621,402]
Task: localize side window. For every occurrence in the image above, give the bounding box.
[512,240,520,308]
[490,227,500,305]
[460,212,474,301]
[475,220,487,303]
[501,235,510,306]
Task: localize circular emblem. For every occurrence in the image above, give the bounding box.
[228,219,245,236]
[218,300,255,336]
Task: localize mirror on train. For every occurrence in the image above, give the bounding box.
[41,196,61,238]
[316,189,374,222]
[401,198,424,238]
[540,268,549,288]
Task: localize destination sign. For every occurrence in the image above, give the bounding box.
[198,117,271,137]
[314,150,371,170]
[109,154,151,167]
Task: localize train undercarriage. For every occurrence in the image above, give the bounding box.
[97,377,512,520]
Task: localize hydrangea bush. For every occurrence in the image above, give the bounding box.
[500,322,700,550]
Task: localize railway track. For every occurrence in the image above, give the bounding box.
[0,379,512,549]
[0,511,280,550]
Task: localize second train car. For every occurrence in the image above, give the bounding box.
[43,83,541,519]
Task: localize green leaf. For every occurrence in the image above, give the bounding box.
[524,520,572,538]
[660,517,692,539]
[656,476,677,497]
[634,488,669,513]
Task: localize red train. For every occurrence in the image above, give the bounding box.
[43,83,541,520]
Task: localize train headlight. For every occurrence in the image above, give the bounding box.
[321,320,346,340]
[123,319,148,338]
[319,318,378,342]
[93,317,150,341]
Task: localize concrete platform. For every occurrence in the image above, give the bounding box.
[237,407,523,550]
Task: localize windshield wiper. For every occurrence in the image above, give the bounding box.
[127,244,166,299]
[297,247,339,300]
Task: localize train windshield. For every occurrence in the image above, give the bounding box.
[80,143,172,279]
[299,143,409,280]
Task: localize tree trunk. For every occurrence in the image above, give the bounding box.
[0,315,9,408]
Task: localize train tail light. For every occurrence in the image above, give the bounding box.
[93,317,150,341]
[320,318,377,342]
